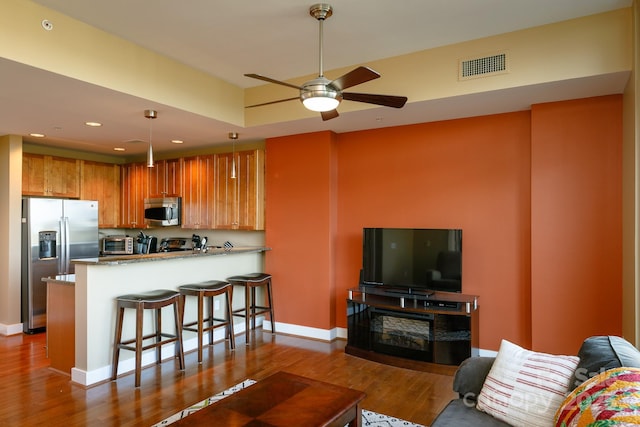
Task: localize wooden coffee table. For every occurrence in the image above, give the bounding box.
[172,371,366,426]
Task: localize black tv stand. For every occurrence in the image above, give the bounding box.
[388,288,435,297]
[346,286,479,369]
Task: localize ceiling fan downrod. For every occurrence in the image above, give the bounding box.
[309,3,333,78]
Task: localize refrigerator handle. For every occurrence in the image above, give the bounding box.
[58,218,64,273]
[60,217,70,274]
[64,216,71,273]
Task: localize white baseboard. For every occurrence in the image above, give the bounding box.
[267,321,345,341]
[76,320,496,387]
[0,323,23,336]
[478,348,498,357]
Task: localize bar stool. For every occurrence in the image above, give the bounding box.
[111,289,184,387]
[178,280,235,363]
[227,273,275,344]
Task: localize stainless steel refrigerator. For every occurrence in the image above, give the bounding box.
[21,198,99,333]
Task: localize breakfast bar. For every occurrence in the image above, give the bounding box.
[69,246,269,387]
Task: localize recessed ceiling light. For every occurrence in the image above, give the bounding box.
[85,121,102,127]
[171,139,184,144]
[29,133,45,138]
[113,147,125,152]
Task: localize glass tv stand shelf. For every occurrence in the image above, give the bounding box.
[346,286,479,370]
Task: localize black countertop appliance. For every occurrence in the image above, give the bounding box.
[135,231,158,254]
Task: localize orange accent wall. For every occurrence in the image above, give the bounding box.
[531,95,622,354]
[265,95,622,354]
[264,131,338,330]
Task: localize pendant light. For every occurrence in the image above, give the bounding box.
[228,132,238,179]
[145,109,157,168]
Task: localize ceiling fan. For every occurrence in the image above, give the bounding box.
[244,3,408,121]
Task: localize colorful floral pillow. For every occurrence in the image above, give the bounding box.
[477,339,579,427]
[555,367,640,426]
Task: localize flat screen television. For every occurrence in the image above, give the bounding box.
[361,228,462,293]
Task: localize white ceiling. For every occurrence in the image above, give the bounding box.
[0,0,632,158]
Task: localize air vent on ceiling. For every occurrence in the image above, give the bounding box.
[459,52,509,80]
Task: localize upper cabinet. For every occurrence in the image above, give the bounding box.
[181,155,215,229]
[80,161,121,228]
[213,149,265,230]
[22,148,265,231]
[23,153,80,198]
[147,158,182,198]
[119,162,148,228]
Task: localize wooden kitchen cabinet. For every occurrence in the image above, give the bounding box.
[22,153,81,198]
[181,155,215,229]
[119,162,148,228]
[46,278,75,376]
[148,158,182,198]
[80,161,121,228]
[213,149,265,230]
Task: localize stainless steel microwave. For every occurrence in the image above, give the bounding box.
[144,196,181,227]
[102,235,134,255]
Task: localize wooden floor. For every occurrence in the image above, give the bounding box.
[0,330,456,426]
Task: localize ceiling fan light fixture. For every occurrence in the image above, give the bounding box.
[301,78,341,112]
[302,95,340,112]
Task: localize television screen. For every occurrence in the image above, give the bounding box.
[361,228,462,293]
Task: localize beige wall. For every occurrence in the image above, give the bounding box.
[0,135,22,334]
[0,0,244,127]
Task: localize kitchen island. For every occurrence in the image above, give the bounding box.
[69,246,269,387]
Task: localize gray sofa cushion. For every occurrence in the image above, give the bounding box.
[431,399,511,427]
[569,335,640,391]
[452,356,495,399]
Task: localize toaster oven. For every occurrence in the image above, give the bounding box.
[102,235,134,255]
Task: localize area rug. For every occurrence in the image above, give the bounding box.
[151,379,426,427]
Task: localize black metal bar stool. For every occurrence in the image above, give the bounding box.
[227,273,275,344]
[111,289,185,387]
[178,280,235,363]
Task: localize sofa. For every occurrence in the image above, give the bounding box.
[431,336,640,427]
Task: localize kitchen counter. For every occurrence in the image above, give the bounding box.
[69,245,270,387]
[76,246,270,265]
[43,274,76,285]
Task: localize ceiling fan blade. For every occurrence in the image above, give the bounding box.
[244,73,302,91]
[321,109,339,121]
[342,92,408,108]
[330,66,380,91]
[246,97,300,108]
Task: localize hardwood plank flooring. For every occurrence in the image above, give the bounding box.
[0,331,457,426]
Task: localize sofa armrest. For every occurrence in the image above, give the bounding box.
[452,356,495,400]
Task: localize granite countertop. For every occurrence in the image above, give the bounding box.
[73,246,270,266]
[42,274,76,284]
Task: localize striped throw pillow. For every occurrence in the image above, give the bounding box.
[477,339,579,427]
